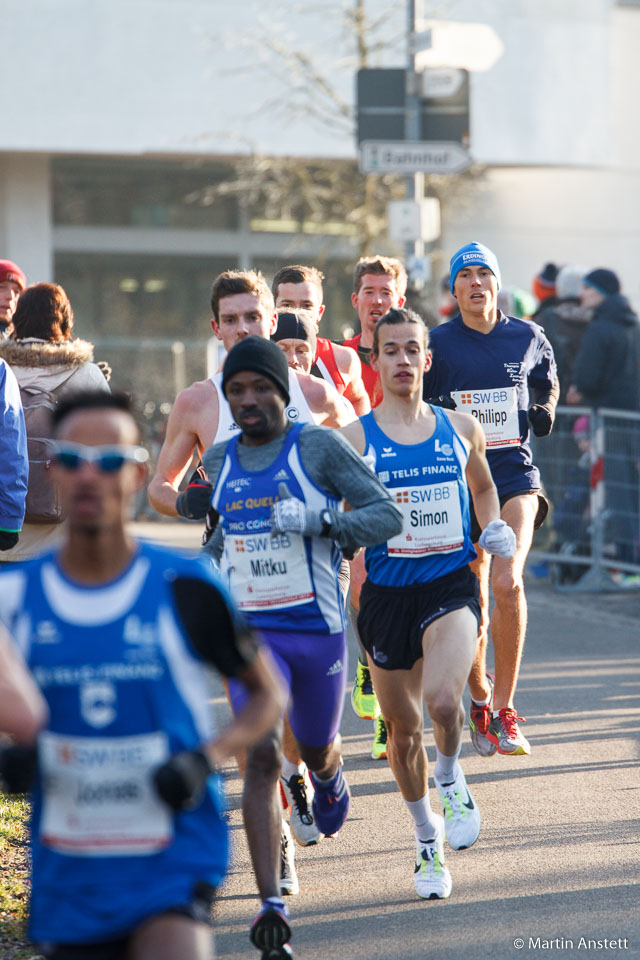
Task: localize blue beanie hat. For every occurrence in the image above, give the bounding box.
[449,242,501,295]
[583,268,620,297]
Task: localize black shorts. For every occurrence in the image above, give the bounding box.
[469,489,549,544]
[37,882,217,960]
[357,565,481,672]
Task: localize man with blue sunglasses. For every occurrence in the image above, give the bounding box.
[0,390,284,960]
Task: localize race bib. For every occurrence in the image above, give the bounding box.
[451,387,520,449]
[39,731,173,857]
[387,481,464,556]
[226,530,315,610]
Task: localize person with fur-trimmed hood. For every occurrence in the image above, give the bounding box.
[0,282,110,561]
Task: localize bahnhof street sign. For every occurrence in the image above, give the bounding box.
[360,140,472,175]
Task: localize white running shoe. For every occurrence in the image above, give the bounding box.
[280,820,299,896]
[280,769,322,847]
[435,766,481,851]
[414,814,452,900]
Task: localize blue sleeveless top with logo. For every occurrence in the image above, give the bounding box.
[0,543,231,944]
[362,405,476,586]
[212,422,345,635]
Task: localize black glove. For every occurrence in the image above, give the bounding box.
[528,405,553,437]
[0,530,19,551]
[0,745,38,793]
[425,395,457,410]
[153,749,212,811]
[176,480,213,520]
[201,506,220,547]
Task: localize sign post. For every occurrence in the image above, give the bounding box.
[354,3,495,285]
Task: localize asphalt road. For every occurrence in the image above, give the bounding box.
[133,522,640,960]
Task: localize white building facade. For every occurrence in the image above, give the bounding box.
[1,0,639,337]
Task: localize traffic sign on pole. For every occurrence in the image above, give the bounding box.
[360,141,471,175]
[414,20,504,72]
[387,198,441,243]
[356,67,469,148]
[387,201,423,244]
[422,67,466,100]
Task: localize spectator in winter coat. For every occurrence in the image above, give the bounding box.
[567,269,640,411]
[0,283,110,561]
[531,262,560,322]
[537,265,589,403]
[567,268,640,566]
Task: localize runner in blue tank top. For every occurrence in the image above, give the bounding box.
[0,391,283,960]
[202,336,402,959]
[423,243,559,758]
[342,308,516,902]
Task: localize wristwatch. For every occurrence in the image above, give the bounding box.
[320,509,333,537]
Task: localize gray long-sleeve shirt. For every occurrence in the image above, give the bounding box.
[202,422,402,561]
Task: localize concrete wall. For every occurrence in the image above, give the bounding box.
[0,156,52,283]
[0,0,624,166]
[1,1,638,303]
[439,6,640,306]
[0,0,364,159]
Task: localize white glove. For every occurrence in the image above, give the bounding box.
[478,519,517,558]
[270,483,323,537]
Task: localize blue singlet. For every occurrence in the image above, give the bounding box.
[361,405,476,586]
[212,422,345,635]
[0,544,232,945]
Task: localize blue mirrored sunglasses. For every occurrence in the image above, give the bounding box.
[53,442,149,473]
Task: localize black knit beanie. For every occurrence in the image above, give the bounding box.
[271,311,317,354]
[222,336,290,404]
[583,268,620,297]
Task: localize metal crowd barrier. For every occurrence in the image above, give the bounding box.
[88,343,640,591]
[530,405,640,591]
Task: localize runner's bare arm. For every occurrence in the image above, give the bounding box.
[340,419,367,457]
[148,384,217,516]
[304,376,356,428]
[452,411,501,532]
[0,627,48,744]
[333,344,371,416]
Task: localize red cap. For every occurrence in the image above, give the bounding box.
[0,259,27,291]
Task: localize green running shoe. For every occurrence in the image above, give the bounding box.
[371,716,388,760]
[351,659,380,720]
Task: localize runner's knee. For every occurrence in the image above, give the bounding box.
[298,741,333,772]
[491,568,523,605]
[425,690,463,730]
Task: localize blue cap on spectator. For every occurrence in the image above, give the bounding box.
[583,268,620,297]
[449,242,501,295]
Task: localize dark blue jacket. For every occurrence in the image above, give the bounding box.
[0,358,28,530]
[573,294,640,410]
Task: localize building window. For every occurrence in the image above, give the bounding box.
[53,157,239,230]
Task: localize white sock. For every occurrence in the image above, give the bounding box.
[472,692,491,706]
[404,795,440,843]
[434,746,461,785]
[281,758,304,780]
